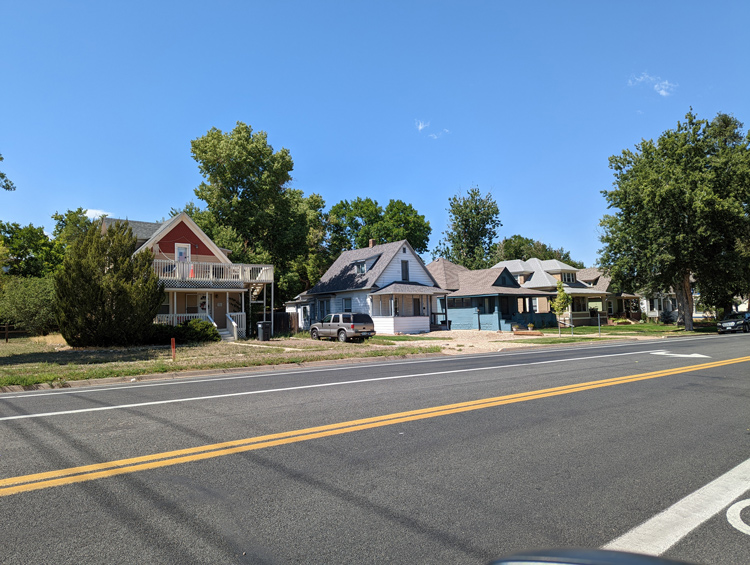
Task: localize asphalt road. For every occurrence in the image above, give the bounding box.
[1,335,749,564]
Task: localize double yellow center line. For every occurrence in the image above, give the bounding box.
[2,356,748,498]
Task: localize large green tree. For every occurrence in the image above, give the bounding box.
[327,197,431,256]
[0,153,15,191]
[432,187,501,269]
[492,234,584,268]
[187,122,325,302]
[55,220,164,346]
[598,110,750,331]
[0,221,59,277]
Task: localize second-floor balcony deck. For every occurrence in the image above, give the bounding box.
[153,259,274,289]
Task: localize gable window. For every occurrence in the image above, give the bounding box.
[354,262,366,274]
[401,260,409,281]
[176,243,191,263]
[343,298,352,312]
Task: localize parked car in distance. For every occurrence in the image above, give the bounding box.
[310,313,376,342]
[717,311,750,334]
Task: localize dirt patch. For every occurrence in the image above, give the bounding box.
[418,330,544,354]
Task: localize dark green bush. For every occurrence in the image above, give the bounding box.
[0,275,57,335]
[147,320,220,345]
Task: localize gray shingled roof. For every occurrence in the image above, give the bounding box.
[490,259,533,273]
[576,267,610,292]
[370,282,447,295]
[308,240,428,295]
[449,268,556,298]
[103,218,164,240]
[426,258,470,290]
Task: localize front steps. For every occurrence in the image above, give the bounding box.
[217,327,235,342]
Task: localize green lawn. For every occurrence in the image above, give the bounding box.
[539,322,712,336]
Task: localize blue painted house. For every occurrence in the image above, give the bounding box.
[427,259,557,331]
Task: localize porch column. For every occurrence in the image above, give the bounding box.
[173,292,177,326]
[241,290,245,313]
[226,292,229,315]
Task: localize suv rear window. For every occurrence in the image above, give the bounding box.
[341,314,352,323]
[353,314,373,323]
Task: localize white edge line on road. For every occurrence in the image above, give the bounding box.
[603,457,750,555]
[0,349,663,421]
[4,335,712,399]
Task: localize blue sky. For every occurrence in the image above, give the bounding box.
[2,1,748,267]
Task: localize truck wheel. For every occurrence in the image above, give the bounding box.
[337,330,348,343]
[311,328,319,340]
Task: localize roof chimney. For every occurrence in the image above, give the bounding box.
[369,239,375,248]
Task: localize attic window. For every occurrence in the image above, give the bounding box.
[402,247,406,253]
[562,272,576,283]
[355,262,366,274]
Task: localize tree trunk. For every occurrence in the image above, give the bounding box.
[674,273,694,331]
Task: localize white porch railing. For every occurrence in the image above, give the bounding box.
[227,312,247,339]
[153,260,274,284]
[155,313,210,326]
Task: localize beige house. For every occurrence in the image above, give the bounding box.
[491,258,609,326]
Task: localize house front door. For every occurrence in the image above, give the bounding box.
[199,293,212,320]
[500,297,510,319]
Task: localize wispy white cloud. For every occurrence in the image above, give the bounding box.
[428,129,450,139]
[628,71,678,97]
[654,79,678,97]
[85,209,111,219]
[415,119,430,132]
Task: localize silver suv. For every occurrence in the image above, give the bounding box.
[310,313,376,342]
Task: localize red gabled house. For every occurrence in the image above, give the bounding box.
[102,213,274,339]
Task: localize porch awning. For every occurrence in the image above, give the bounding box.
[370,283,447,296]
[163,280,246,290]
[163,284,247,292]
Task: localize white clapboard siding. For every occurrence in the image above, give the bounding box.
[393,316,430,334]
[375,245,433,288]
[334,291,370,313]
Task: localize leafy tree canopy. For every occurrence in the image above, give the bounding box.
[550,280,572,317]
[0,153,15,191]
[432,187,501,269]
[493,234,584,268]
[598,110,750,331]
[327,197,431,255]
[191,122,296,262]
[52,207,93,250]
[0,221,59,277]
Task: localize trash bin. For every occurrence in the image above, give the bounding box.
[257,321,271,341]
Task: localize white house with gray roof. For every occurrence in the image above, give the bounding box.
[286,240,446,334]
